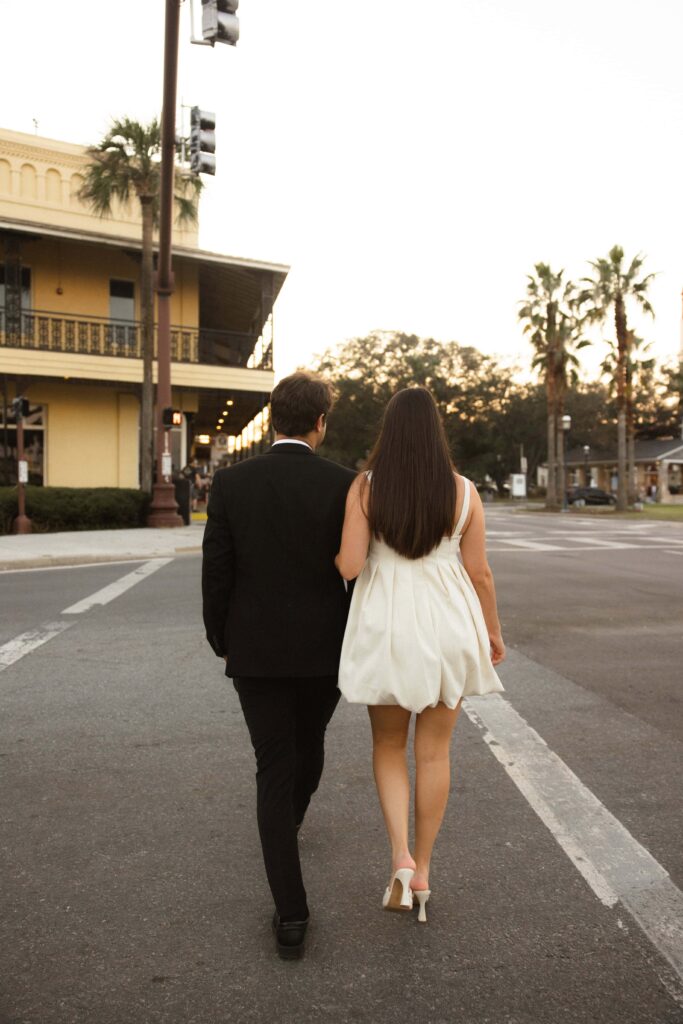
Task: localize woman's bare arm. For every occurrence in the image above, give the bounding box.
[459,482,505,666]
[335,475,371,581]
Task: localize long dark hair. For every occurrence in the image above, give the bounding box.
[363,387,456,559]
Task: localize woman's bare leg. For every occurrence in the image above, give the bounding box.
[412,701,462,888]
[368,705,415,870]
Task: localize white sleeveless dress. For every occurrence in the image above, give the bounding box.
[338,475,504,713]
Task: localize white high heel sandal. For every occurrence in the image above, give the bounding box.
[382,868,415,911]
[413,889,431,923]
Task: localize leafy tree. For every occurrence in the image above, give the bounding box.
[659,361,683,437]
[578,246,655,510]
[518,264,588,509]
[79,118,201,492]
[316,331,523,487]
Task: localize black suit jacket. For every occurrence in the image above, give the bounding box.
[202,443,356,678]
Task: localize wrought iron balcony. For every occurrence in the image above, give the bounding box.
[0,307,273,370]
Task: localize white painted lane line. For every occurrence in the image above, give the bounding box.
[487,543,681,554]
[500,539,562,551]
[0,621,74,673]
[463,694,683,985]
[61,558,172,615]
[563,537,639,548]
[0,558,148,576]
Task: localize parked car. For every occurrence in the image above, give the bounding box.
[566,486,617,507]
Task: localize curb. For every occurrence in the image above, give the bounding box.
[0,546,203,572]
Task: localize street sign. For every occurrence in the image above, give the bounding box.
[511,473,527,498]
[162,453,173,478]
[520,456,528,475]
[18,460,28,484]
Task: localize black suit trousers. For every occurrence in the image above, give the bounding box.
[233,675,341,920]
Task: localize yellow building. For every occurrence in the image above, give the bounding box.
[0,127,288,488]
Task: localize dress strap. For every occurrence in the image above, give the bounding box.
[454,475,471,536]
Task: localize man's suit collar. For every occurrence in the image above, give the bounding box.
[267,441,315,456]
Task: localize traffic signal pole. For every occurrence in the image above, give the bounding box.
[148,0,183,527]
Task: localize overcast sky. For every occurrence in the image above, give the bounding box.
[2,0,682,380]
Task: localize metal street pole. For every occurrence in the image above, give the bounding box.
[148,0,183,527]
[561,414,571,511]
[13,403,31,534]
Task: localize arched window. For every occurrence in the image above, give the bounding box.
[0,159,11,194]
[46,168,62,204]
[20,163,37,199]
[70,172,84,207]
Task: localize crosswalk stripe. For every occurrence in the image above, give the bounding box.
[463,693,683,988]
[0,621,74,673]
[0,560,173,674]
[61,558,172,615]
[499,539,561,551]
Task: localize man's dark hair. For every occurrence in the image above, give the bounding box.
[270,372,335,437]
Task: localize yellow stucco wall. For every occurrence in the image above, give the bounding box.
[19,236,199,326]
[0,127,199,248]
[26,382,140,488]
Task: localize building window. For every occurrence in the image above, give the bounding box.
[0,266,32,310]
[109,279,135,322]
[109,279,137,349]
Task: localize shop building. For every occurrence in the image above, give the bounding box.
[0,127,288,487]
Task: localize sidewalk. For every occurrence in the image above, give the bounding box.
[0,522,206,571]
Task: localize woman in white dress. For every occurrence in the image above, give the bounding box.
[335,387,505,922]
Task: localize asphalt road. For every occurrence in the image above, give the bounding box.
[1,511,682,1024]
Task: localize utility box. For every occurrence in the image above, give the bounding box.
[511,474,527,498]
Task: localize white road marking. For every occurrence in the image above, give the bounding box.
[557,537,639,549]
[0,621,74,673]
[500,539,562,551]
[0,558,149,575]
[463,694,683,986]
[61,558,172,615]
[0,559,173,674]
[487,541,683,554]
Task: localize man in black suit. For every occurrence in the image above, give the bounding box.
[202,372,355,959]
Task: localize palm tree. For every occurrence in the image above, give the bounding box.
[600,332,655,503]
[78,118,201,493]
[519,264,587,510]
[554,311,588,501]
[578,246,655,510]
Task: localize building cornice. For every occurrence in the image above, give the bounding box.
[0,142,86,171]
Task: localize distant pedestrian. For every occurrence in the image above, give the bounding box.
[202,372,354,959]
[335,387,505,923]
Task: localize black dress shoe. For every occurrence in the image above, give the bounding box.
[272,911,309,960]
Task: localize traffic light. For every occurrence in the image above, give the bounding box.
[11,397,29,421]
[202,0,239,47]
[190,107,216,176]
[162,408,183,428]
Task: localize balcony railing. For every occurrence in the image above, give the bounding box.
[0,307,273,371]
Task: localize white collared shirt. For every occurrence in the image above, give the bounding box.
[271,439,313,451]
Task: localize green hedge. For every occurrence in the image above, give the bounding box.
[0,487,151,534]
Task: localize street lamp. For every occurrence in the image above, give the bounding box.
[561,414,571,511]
[583,444,590,487]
